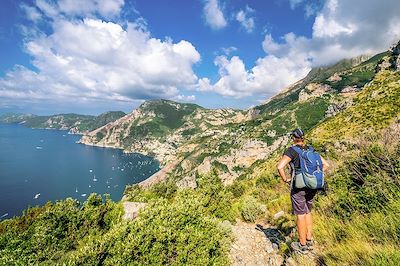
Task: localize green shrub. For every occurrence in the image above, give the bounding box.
[196,171,235,221]
[240,196,265,222]
[228,182,245,198]
[150,181,178,199]
[96,131,105,141]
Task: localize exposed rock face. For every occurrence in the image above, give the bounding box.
[177,135,290,187]
[246,108,261,120]
[298,83,332,102]
[122,202,147,221]
[390,40,400,70]
[327,73,342,82]
[138,161,180,188]
[377,40,400,72]
[176,174,197,189]
[376,58,392,72]
[325,99,353,118]
[341,86,360,93]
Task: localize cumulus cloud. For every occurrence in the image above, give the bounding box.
[198,50,310,98]
[0,3,201,107]
[200,0,400,98]
[203,0,227,29]
[235,6,255,33]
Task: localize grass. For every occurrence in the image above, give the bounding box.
[311,70,400,142]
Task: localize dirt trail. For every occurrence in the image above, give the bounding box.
[229,221,284,266]
[229,221,319,266]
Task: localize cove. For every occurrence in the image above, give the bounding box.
[0,123,160,220]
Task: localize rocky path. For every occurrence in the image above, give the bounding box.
[229,221,284,266]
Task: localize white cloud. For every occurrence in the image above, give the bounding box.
[262,34,280,54]
[172,94,196,102]
[313,14,355,38]
[289,0,322,17]
[235,6,255,33]
[200,0,400,98]
[304,3,319,18]
[289,0,304,10]
[0,14,201,106]
[220,46,237,55]
[203,0,227,30]
[197,50,310,98]
[35,0,125,19]
[21,4,42,22]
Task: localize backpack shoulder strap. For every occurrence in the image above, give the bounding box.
[291,145,304,154]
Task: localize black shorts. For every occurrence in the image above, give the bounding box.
[290,188,316,215]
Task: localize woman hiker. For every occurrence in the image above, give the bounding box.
[277,128,330,254]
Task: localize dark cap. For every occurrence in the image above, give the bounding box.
[291,128,305,138]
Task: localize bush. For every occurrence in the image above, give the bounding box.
[0,194,121,265]
[150,181,178,199]
[196,171,235,221]
[240,196,265,222]
[228,182,245,198]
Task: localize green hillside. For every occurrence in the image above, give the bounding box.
[0,111,126,133]
[126,100,202,140]
[80,98,247,165]
[0,113,36,123]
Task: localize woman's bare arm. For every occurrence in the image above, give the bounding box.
[277,155,292,183]
[321,156,330,172]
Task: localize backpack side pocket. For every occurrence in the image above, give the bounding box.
[294,173,306,189]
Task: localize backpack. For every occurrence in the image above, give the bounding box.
[292,145,324,190]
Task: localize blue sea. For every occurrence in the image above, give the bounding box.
[0,123,160,220]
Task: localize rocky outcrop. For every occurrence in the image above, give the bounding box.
[341,86,360,94]
[298,83,332,102]
[177,135,290,187]
[246,108,261,120]
[176,174,197,189]
[138,161,180,188]
[376,40,400,72]
[375,57,392,72]
[325,98,354,118]
[389,40,400,70]
[122,202,147,220]
[327,73,342,82]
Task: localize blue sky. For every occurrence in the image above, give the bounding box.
[0,0,399,115]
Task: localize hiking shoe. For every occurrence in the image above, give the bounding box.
[291,242,309,254]
[306,239,314,249]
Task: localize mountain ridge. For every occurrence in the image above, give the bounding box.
[0,111,126,134]
[78,47,394,188]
